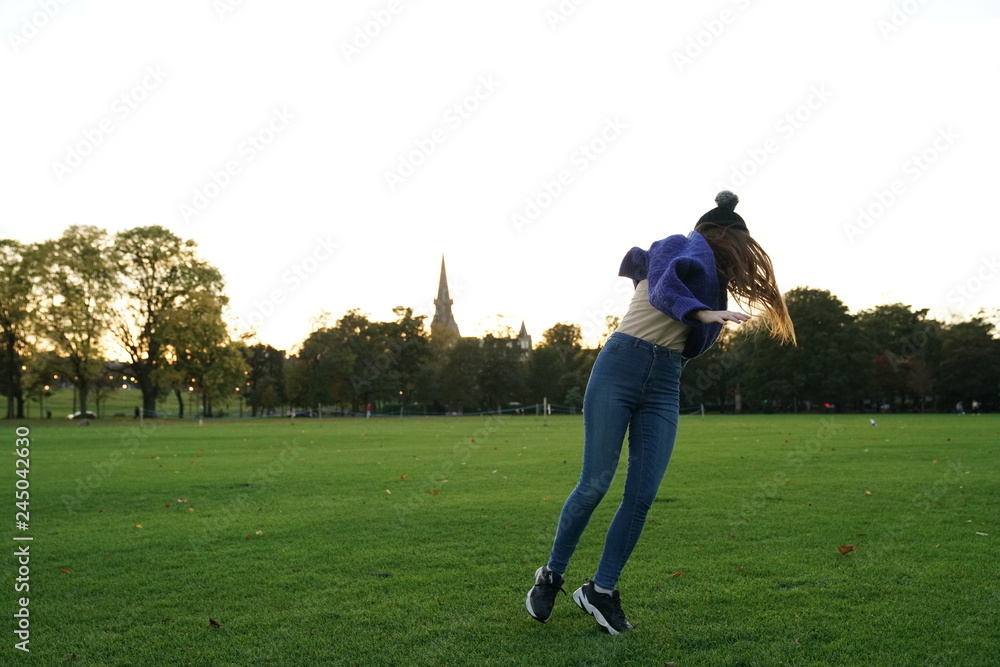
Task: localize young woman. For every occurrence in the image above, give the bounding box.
[526,191,796,634]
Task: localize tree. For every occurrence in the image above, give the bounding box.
[390,306,431,412]
[855,303,941,412]
[478,333,526,413]
[0,240,37,419]
[528,322,589,409]
[161,291,246,417]
[242,343,287,416]
[291,326,355,410]
[114,226,226,416]
[937,318,1000,411]
[438,338,482,412]
[734,288,861,412]
[33,226,119,416]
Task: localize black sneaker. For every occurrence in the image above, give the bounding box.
[525,566,566,623]
[572,581,634,634]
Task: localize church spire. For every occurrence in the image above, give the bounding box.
[432,255,460,339]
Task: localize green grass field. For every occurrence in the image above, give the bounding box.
[5,414,998,666]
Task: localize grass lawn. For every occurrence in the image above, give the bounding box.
[6,414,999,666]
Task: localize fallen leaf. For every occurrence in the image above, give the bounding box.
[134,524,143,529]
[255,530,263,535]
[794,638,801,645]
[385,489,392,494]
[932,460,938,464]
[209,618,221,628]
[164,503,170,508]
[935,544,941,548]
[69,653,78,661]
[400,474,407,479]
[976,532,988,536]
[60,568,71,573]
[838,545,856,555]
[188,507,195,512]
[672,571,682,577]
[177,499,188,503]
[865,491,873,496]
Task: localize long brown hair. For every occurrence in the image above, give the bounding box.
[695,224,797,345]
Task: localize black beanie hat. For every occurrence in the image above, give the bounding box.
[696,191,748,232]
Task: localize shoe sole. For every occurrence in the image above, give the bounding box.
[572,587,621,635]
[525,594,551,623]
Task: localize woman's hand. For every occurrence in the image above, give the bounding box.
[693,310,751,326]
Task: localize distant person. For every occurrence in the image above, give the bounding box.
[366,403,372,419]
[526,192,796,633]
[956,401,965,416]
[971,399,981,416]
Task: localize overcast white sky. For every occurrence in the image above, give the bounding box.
[3,0,999,350]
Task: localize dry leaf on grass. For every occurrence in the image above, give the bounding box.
[838,545,856,555]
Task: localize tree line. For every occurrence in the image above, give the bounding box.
[2,226,997,418]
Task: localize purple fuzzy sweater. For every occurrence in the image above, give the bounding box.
[618,231,728,360]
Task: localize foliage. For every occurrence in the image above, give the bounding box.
[32,226,120,415]
[113,226,226,416]
[0,239,37,418]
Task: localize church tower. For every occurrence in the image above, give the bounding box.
[431,256,460,342]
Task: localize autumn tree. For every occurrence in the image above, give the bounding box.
[33,226,119,416]
[0,240,37,418]
[160,291,246,418]
[114,226,226,416]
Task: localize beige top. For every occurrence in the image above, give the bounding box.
[616,280,691,352]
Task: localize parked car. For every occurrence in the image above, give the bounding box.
[67,411,97,420]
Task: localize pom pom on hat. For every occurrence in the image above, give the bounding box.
[697,191,748,231]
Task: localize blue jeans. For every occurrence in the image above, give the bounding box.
[547,332,683,589]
